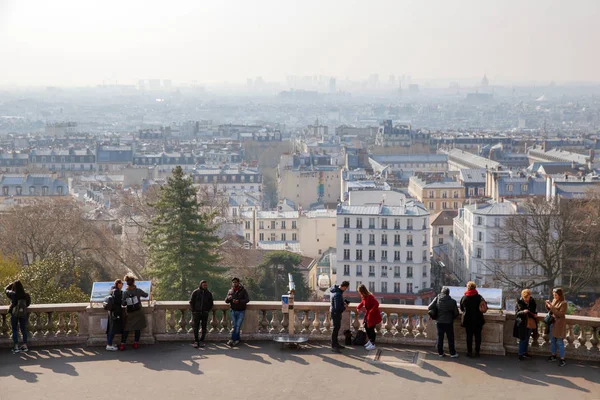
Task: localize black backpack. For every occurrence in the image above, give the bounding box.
[428,296,439,320]
[353,330,367,346]
[103,294,114,311]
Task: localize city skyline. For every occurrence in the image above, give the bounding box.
[1,0,599,87]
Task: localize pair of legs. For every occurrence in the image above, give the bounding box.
[231,310,245,342]
[466,325,482,356]
[549,324,565,359]
[11,315,28,348]
[518,328,532,356]
[365,326,376,344]
[437,323,456,355]
[122,330,141,343]
[193,312,209,343]
[331,313,342,348]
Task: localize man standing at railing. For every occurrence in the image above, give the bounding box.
[330,281,350,353]
[190,280,214,348]
[225,277,250,347]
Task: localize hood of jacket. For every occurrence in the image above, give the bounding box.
[330,285,342,294]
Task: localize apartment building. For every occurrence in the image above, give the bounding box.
[408,175,466,213]
[335,203,433,304]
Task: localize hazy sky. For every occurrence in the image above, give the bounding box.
[0,0,598,87]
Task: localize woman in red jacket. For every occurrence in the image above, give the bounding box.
[357,284,382,350]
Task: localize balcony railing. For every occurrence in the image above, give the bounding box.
[0,303,598,361]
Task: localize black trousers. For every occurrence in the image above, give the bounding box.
[465,326,483,355]
[193,312,209,343]
[331,313,342,347]
[436,323,456,355]
[365,326,376,344]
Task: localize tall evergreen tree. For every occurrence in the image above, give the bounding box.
[145,166,220,300]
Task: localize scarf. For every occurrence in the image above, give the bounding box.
[464,289,479,297]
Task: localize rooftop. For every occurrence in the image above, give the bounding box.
[337,204,429,216]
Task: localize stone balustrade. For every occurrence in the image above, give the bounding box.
[1,302,599,361]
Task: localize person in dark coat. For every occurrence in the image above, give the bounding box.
[460,281,486,357]
[357,284,382,351]
[5,280,31,353]
[225,277,250,347]
[106,279,124,351]
[121,275,148,350]
[430,287,460,358]
[189,280,214,348]
[513,288,538,361]
[330,281,349,353]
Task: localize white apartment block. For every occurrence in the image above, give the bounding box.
[336,203,432,305]
[452,201,552,292]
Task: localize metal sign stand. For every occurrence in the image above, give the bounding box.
[273,273,308,349]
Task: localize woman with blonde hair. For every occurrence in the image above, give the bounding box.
[459,281,486,357]
[545,288,567,367]
[357,284,382,351]
[513,288,538,361]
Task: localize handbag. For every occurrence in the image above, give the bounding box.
[543,313,555,326]
[526,316,537,330]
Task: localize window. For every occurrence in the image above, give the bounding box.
[494,217,500,227]
[394,219,401,229]
[57,186,63,195]
[356,233,362,245]
[521,184,528,192]
[270,233,276,241]
[423,250,428,261]
[453,202,459,209]
[478,232,483,241]
[381,219,388,229]
[292,233,297,241]
[507,184,513,192]
[356,218,363,229]
[355,281,362,290]
[369,234,375,245]
[344,233,350,244]
[281,221,286,229]
[453,191,459,198]
[429,190,435,198]
[16,186,22,195]
[281,233,286,241]
[407,251,413,262]
[476,248,482,258]
[407,235,413,246]
[369,282,375,293]
[469,187,475,196]
[381,234,388,245]
[343,265,350,276]
[394,234,400,245]
[368,250,375,261]
[292,221,297,229]
[407,266,413,278]
[29,186,35,195]
[2,187,8,196]
[442,202,448,209]
[356,265,363,276]
[521,249,527,260]
[271,221,276,229]
[394,266,401,277]
[438,238,444,245]
[356,249,362,260]
[477,216,482,226]
[478,188,485,196]
[429,202,435,210]
[368,265,375,277]
[259,233,264,241]
[442,191,448,199]
[394,283,401,293]
[423,267,428,277]
[343,249,350,260]
[438,227,444,235]
[494,249,500,259]
[394,251,401,261]
[381,250,387,261]
[381,282,388,293]
[406,283,413,293]
[344,217,350,228]
[407,219,413,230]
[245,221,251,229]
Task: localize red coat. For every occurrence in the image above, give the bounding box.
[357,294,382,328]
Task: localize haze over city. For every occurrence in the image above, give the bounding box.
[1,0,599,87]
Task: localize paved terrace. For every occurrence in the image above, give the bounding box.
[1,301,599,399]
[1,342,599,400]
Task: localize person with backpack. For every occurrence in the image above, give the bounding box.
[5,280,31,353]
[429,287,460,358]
[460,281,487,358]
[357,284,382,351]
[105,279,124,351]
[189,280,214,348]
[224,277,250,347]
[329,280,349,353]
[545,288,567,367]
[120,275,148,350]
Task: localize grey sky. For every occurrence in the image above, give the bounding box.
[0,0,598,87]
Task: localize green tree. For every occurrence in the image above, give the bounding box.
[145,166,220,300]
[257,251,310,301]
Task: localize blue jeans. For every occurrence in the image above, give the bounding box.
[549,324,565,358]
[436,323,456,355]
[518,328,532,356]
[11,315,28,345]
[231,310,245,341]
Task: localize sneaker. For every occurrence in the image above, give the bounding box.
[11,345,20,354]
[19,345,29,352]
[132,342,139,350]
[335,344,346,349]
[192,342,199,348]
[227,340,233,347]
[522,353,531,359]
[119,344,125,351]
[232,340,240,347]
[450,353,459,358]
[331,347,341,353]
[438,353,445,357]
[198,342,205,348]
[518,355,526,361]
[106,345,118,351]
[548,355,557,362]
[365,343,376,351]
[364,341,372,347]
[466,353,474,358]
[558,359,566,367]
[475,352,481,358]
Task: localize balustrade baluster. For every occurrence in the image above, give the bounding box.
[167,310,176,334]
[0,314,6,338]
[209,310,218,333]
[405,314,414,338]
[382,312,393,337]
[188,312,194,334]
[415,314,425,338]
[44,312,54,338]
[260,310,268,333]
[177,309,187,334]
[270,311,280,334]
[530,320,540,347]
[219,310,229,333]
[394,315,403,337]
[352,312,360,332]
[67,313,77,336]
[565,324,575,349]
[590,326,599,352]
[33,312,44,338]
[301,311,310,334]
[280,313,289,333]
[322,312,331,334]
[55,313,66,337]
[311,309,321,335]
